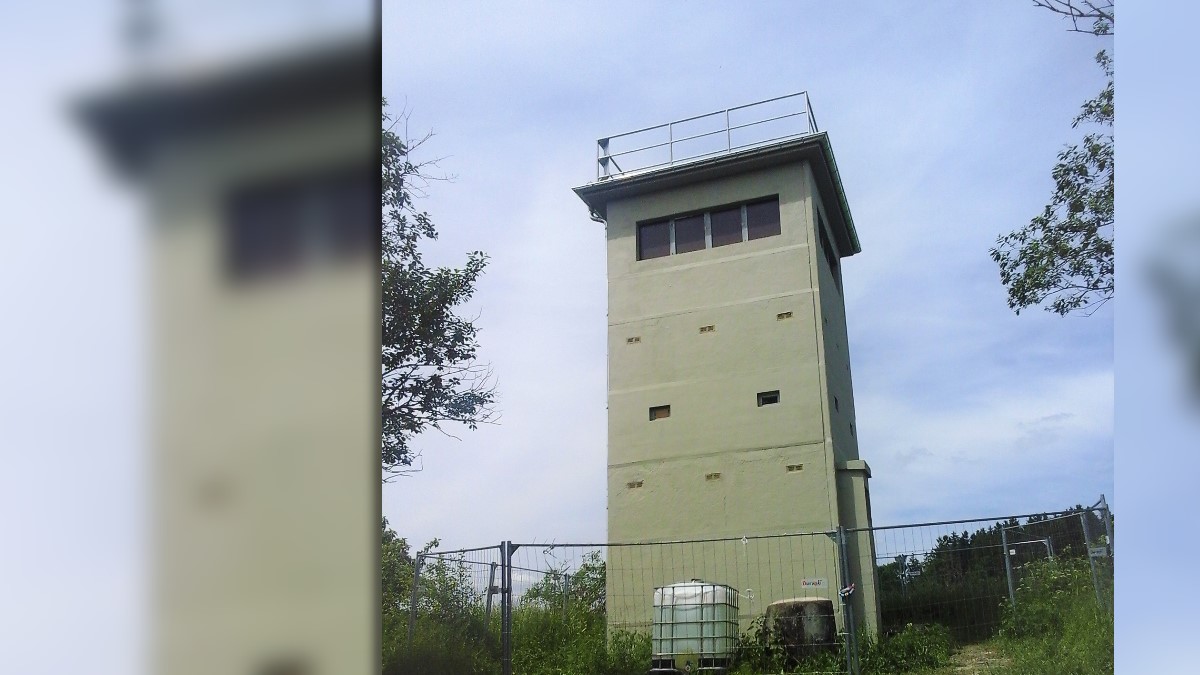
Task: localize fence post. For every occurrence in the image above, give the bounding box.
[1080,512,1103,608]
[1001,526,1016,610]
[1099,494,1114,556]
[562,574,571,622]
[485,560,499,628]
[501,541,521,675]
[501,541,511,675]
[407,553,424,647]
[836,527,860,675]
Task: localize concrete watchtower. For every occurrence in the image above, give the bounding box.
[79,40,376,674]
[573,93,879,635]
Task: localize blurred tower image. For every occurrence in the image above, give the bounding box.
[78,39,376,674]
[573,94,880,635]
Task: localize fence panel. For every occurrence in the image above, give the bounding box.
[385,497,1113,675]
[852,504,1114,650]
[393,544,504,675]
[508,533,851,674]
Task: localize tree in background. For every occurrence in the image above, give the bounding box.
[991,1,1113,316]
[382,100,496,479]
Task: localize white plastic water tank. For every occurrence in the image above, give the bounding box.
[651,580,739,672]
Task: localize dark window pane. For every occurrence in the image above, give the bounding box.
[323,166,380,259]
[747,199,781,240]
[638,220,670,259]
[224,165,377,282]
[674,214,706,254]
[710,207,742,247]
[225,182,305,280]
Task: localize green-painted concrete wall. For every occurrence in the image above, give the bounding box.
[149,101,375,675]
[602,159,877,635]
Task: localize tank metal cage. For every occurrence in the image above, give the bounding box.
[650,580,741,674]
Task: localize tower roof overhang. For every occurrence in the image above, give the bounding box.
[76,36,376,180]
[573,132,861,257]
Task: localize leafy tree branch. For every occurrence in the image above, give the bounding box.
[991,6,1113,316]
[382,100,497,479]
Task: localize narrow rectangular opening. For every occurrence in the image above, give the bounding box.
[817,211,842,292]
[705,472,722,481]
[626,480,644,489]
[786,464,804,473]
[776,311,793,320]
[649,405,671,421]
[699,324,715,333]
[757,390,780,407]
[626,336,641,344]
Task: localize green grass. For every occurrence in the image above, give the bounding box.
[992,556,1113,674]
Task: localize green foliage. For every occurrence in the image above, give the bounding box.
[732,615,843,674]
[383,509,1111,674]
[993,6,1114,316]
[381,99,495,478]
[732,619,951,674]
[996,556,1113,674]
[857,624,952,674]
[520,551,607,613]
[383,544,650,675]
[875,507,1106,642]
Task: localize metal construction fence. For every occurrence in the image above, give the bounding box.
[864,495,1114,646]
[396,496,1113,675]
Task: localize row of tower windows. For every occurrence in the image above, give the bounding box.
[624,311,795,345]
[624,464,804,489]
[648,390,781,421]
[647,393,852,428]
[636,196,781,260]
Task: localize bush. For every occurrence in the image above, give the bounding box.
[732,617,951,674]
[387,604,651,675]
[858,623,952,674]
[385,613,498,675]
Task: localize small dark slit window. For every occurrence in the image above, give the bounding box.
[818,211,842,291]
[757,391,780,407]
[834,396,840,411]
[649,405,671,421]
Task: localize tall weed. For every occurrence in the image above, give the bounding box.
[997,556,1113,674]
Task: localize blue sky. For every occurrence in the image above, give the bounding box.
[383,1,1114,550]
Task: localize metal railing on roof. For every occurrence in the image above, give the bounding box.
[595,91,819,180]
